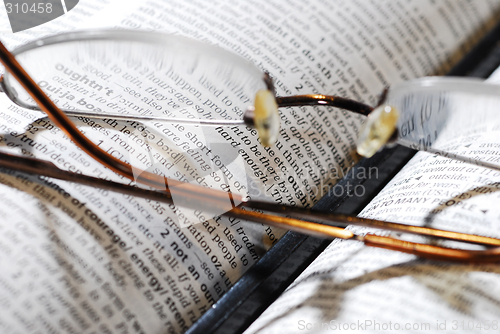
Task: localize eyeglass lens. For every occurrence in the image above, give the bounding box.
[388,78,500,171]
[2,33,272,221]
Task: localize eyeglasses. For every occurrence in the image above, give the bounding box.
[1,29,500,262]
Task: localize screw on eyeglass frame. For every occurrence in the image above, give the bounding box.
[1,34,500,262]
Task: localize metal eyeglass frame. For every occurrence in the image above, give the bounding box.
[0,30,499,262]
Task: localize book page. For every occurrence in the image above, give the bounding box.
[245,7,500,334]
[0,0,499,333]
[246,156,500,334]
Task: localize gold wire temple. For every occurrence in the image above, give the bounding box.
[0,150,499,262]
[0,38,499,262]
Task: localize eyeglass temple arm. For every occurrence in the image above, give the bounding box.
[239,200,500,262]
[1,150,499,262]
[240,201,500,246]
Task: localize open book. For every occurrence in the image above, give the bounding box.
[1,0,500,333]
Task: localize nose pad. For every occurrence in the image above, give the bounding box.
[356,104,399,158]
[253,89,280,147]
